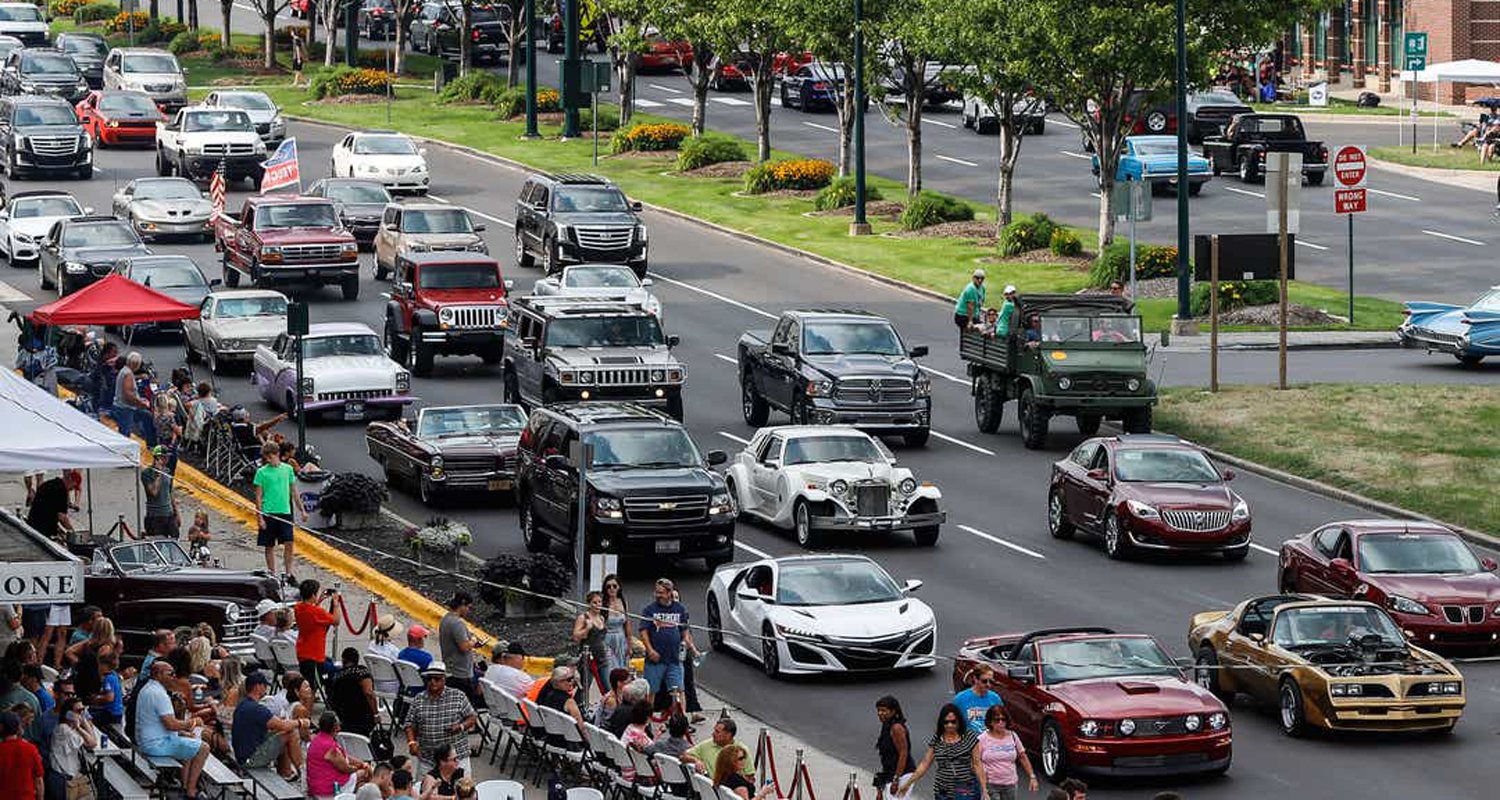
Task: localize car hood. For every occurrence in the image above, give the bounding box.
[64,244,151,263]
[588,467,721,497]
[21,72,78,84]
[338,201,387,219]
[117,71,181,83]
[257,227,354,244]
[16,124,82,137]
[551,211,639,227]
[134,198,212,219]
[304,355,402,386]
[547,286,653,304]
[798,462,894,483]
[771,597,933,637]
[405,232,482,246]
[147,284,209,306]
[10,214,76,238]
[1047,675,1219,717]
[70,57,104,70]
[0,21,47,31]
[429,432,521,454]
[803,353,918,380]
[210,316,285,339]
[420,288,507,304]
[1116,481,1233,509]
[234,108,278,124]
[549,347,679,366]
[1368,572,1500,604]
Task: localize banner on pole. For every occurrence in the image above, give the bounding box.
[260,138,301,193]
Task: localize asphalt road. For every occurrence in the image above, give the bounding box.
[5,122,1500,799]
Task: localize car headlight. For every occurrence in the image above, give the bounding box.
[555,223,573,243]
[439,307,455,323]
[224,604,240,623]
[914,374,931,396]
[253,140,266,154]
[1388,594,1430,615]
[366,164,381,173]
[299,376,314,395]
[429,455,444,476]
[407,241,431,252]
[1231,497,1249,521]
[1117,718,1135,736]
[1183,714,1201,732]
[774,622,818,640]
[1057,376,1072,390]
[1441,681,1462,695]
[805,379,834,397]
[709,492,733,516]
[18,80,34,92]
[559,370,576,384]
[271,116,285,129]
[1077,720,1101,738]
[395,371,410,392]
[1127,378,1142,392]
[14,233,33,243]
[1126,499,1158,518]
[594,496,622,519]
[830,479,849,496]
[577,370,594,384]
[667,368,683,383]
[63,261,86,273]
[899,477,918,494]
[636,223,648,244]
[651,369,666,382]
[412,163,426,173]
[468,242,489,252]
[1207,712,1227,730]
[1329,683,1364,697]
[219,338,244,351]
[76,80,87,91]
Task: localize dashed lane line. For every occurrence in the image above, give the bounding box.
[712,97,752,107]
[736,540,773,559]
[923,118,957,129]
[713,353,739,365]
[802,121,839,134]
[957,525,1046,559]
[650,83,683,94]
[930,431,996,457]
[1295,239,1329,251]
[919,365,970,386]
[1222,186,1264,199]
[1058,150,1092,160]
[1367,187,1420,201]
[718,431,752,445]
[1050,118,1080,129]
[666,98,695,107]
[936,154,980,167]
[1250,543,1279,556]
[636,99,665,108]
[1422,229,1486,246]
[651,275,778,320]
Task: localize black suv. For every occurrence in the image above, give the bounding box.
[0,96,93,179]
[39,215,151,295]
[357,0,398,40]
[1,47,89,104]
[514,172,648,277]
[515,402,734,567]
[410,1,509,62]
[55,32,108,89]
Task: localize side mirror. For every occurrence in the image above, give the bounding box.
[641,277,653,286]
[1482,557,1498,572]
[543,454,571,471]
[1330,557,1355,575]
[770,341,792,356]
[209,278,222,287]
[473,223,486,232]
[735,588,766,602]
[908,345,928,358]
[630,201,643,212]
[1086,468,1107,481]
[419,147,428,157]
[902,578,923,593]
[1006,665,1034,683]
[1221,469,1236,481]
[1249,632,1265,644]
[503,279,515,290]
[83,206,93,215]
[706,450,727,466]
[666,334,680,348]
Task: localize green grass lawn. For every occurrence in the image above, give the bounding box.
[1250,97,1449,117]
[1370,144,1500,171]
[1157,385,1500,535]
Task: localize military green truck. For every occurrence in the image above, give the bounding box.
[959,294,1155,449]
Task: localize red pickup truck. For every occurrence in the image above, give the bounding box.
[215,195,361,301]
[383,251,512,376]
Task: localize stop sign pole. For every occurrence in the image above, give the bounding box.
[1333,145,1368,325]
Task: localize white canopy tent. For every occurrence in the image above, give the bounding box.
[1397,59,1500,149]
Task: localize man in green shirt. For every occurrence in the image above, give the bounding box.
[681,718,754,778]
[954,268,987,337]
[996,284,1019,337]
[253,442,299,584]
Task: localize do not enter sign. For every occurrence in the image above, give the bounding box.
[1333,144,1368,213]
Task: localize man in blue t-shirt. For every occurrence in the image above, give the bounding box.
[396,625,434,697]
[233,672,306,780]
[953,664,1004,733]
[135,661,210,798]
[639,577,695,707]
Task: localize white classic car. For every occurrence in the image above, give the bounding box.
[532,263,663,320]
[724,425,944,547]
[330,131,429,194]
[0,191,89,267]
[185,289,289,374]
[251,322,414,422]
[705,554,936,677]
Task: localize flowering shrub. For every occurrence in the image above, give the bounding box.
[406,517,473,554]
[108,11,149,33]
[168,30,202,55]
[743,158,835,193]
[155,20,187,39]
[611,122,691,153]
[1191,280,1279,315]
[309,66,392,99]
[73,2,119,23]
[50,0,88,16]
[1049,228,1083,257]
[1090,242,1180,286]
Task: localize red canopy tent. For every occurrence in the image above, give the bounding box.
[29,274,200,326]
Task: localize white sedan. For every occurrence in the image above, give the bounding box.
[705,554,936,677]
[0,191,89,267]
[532,263,663,319]
[330,131,429,194]
[724,426,944,547]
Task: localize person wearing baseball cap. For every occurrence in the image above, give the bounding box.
[955,268,987,339]
[997,285,1020,338]
[398,624,434,678]
[233,671,308,781]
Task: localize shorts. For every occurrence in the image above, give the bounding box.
[22,606,48,638]
[984,786,1017,800]
[643,660,684,694]
[144,514,180,539]
[955,313,970,330]
[257,515,295,546]
[47,604,71,626]
[243,730,285,768]
[142,734,204,761]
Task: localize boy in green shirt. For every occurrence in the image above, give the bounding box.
[996,284,1019,336]
[954,268,987,337]
[253,442,299,584]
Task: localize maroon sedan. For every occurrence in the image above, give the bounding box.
[1048,435,1251,560]
[953,628,1231,783]
[1279,520,1500,650]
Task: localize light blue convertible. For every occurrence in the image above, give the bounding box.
[1092,135,1211,196]
[1399,286,1500,367]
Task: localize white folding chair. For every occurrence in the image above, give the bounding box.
[689,772,717,800]
[334,794,358,800]
[627,746,660,798]
[393,658,425,725]
[337,731,375,763]
[652,753,692,800]
[250,634,276,674]
[518,698,548,785]
[269,638,301,674]
[582,724,619,789]
[607,736,636,800]
[476,779,526,800]
[568,789,605,800]
[364,653,401,719]
[488,688,526,770]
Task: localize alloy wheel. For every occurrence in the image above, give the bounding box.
[1041,724,1061,778]
[706,595,725,650]
[795,503,810,547]
[1280,682,1302,733]
[760,627,779,677]
[1048,491,1064,534]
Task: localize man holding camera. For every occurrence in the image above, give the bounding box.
[294,579,340,690]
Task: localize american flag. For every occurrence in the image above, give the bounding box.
[208,161,226,223]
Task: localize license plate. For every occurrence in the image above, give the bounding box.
[488,479,512,491]
[655,540,681,554]
[343,400,366,420]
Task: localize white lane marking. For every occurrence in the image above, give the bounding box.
[1050,118,1080,129]
[1367,187,1420,201]
[1250,543,1279,556]
[1090,192,1102,199]
[427,194,514,228]
[713,353,739,365]
[651,83,682,94]
[718,431,751,445]
[936,154,980,167]
[712,97,751,107]
[919,365,970,386]
[736,540,773,559]
[650,275,777,320]
[930,430,996,457]
[1223,186,1265,199]
[636,99,665,108]
[1058,150,1091,160]
[923,118,957,129]
[802,121,839,133]
[666,98,695,107]
[1295,239,1329,251]
[957,525,1046,559]
[1422,229,1486,246]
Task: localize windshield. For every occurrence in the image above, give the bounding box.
[1038,637,1179,683]
[215,296,287,318]
[1470,289,1500,312]
[1244,116,1306,139]
[783,435,886,465]
[776,560,902,606]
[13,105,77,126]
[254,203,339,229]
[565,265,639,288]
[802,322,903,355]
[470,5,503,22]
[133,180,201,201]
[21,53,78,75]
[1131,140,1176,156]
[63,38,108,57]
[121,54,179,74]
[354,135,417,155]
[61,222,137,247]
[1113,448,1221,482]
[402,208,473,234]
[0,6,41,21]
[1193,90,1241,105]
[546,316,664,348]
[417,405,526,438]
[217,92,274,110]
[1358,533,1483,574]
[98,92,160,114]
[325,183,391,204]
[552,186,631,213]
[1038,315,1142,343]
[1274,606,1405,647]
[183,110,251,132]
[418,263,499,289]
[589,429,700,468]
[136,263,205,288]
[302,334,382,358]
[10,196,82,218]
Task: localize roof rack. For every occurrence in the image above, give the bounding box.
[515,295,646,315]
[791,307,879,317]
[542,172,612,185]
[552,402,670,425]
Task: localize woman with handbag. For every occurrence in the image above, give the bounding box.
[52,695,100,799]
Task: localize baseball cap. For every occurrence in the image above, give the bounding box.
[254,599,282,617]
[409,624,430,639]
[1003,284,1018,295]
[972,268,986,278]
[245,672,271,690]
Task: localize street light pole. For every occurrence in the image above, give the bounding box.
[1173,0,1191,327]
[524,0,538,137]
[562,0,580,137]
[850,0,869,236]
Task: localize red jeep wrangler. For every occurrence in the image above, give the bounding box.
[383,251,512,377]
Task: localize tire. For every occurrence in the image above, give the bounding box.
[974,374,1004,433]
[741,375,769,426]
[1075,414,1102,436]
[1457,354,1485,368]
[760,624,781,678]
[903,428,930,447]
[1279,679,1308,737]
[504,371,523,407]
[1239,156,1259,183]
[1278,568,1297,594]
[1223,545,1249,562]
[206,345,222,375]
[184,337,199,363]
[122,324,137,346]
[962,106,974,128]
[1047,487,1074,539]
[1145,111,1167,133]
[1017,387,1048,450]
[706,595,726,651]
[519,498,547,553]
[341,274,360,301]
[407,326,434,377]
[1123,404,1153,434]
[384,319,410,365]
[1307,171,1324,186]
[514,231,534,267]
[374,258,389,281]
[913,526,939,546]
[666,393,684,421]
[1187,181,1202,197]
[223,264,240,287]
[1195,645,1234,703]
[76,166,91,180]
[155,149,170,176]
[789,395,808,425]
[1102,511,1130,560]
[793,500,821,548]
[542,238,559,274]
[1039,720,1068,784]
[38,263,52,290]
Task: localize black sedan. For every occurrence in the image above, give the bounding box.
[118,254,218,341]
[780,63,844,112]
[1185,88,1253,143]
[39,216,151,296]
[305,177,394,248]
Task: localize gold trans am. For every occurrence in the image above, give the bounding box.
[1188,595,1465,736]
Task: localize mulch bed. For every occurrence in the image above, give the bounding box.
[308,94,389,105]
[890,220,999,241]
[808,200,906,220]
[680,161,752,178]
[735,189,820,199]
[976,247,1096,271]
[1219,302,1344,326]
[605,149,677,158]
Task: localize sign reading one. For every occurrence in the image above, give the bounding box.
[1333,144,1368,214]
[0,562,84,604]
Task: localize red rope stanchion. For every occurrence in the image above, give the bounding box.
[330,595,378,636]
[755,729,786,799]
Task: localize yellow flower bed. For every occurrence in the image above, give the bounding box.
[536,88,561,112]
[333,68,392,95]
[108,11,150,33]
[50,0,88,16]
[744,158,836,192]
[613,122,690,153]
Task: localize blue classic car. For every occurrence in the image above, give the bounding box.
[1092,135,1211,195]
[1399,287,1500,367]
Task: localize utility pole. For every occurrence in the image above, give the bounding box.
[850,0,869,236]
[561,0,580,137]
[345,0,359,67]
[524,0,538,137]
[1172,0,1191,330]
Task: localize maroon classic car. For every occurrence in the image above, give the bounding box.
[953,628,1231,782]
[1279,520,1500,650]
[364,403,527,506]
[1047,434,1251,561]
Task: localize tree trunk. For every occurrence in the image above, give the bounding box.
[833,72,854,177]
[394,7,410,75]
[149,0,158,23]
[220,0,232,47]
[617,53,637,127]
[750,57,773,162]
[322,1,339,66]
[997,126,1014,228]
[263,9,277,70]
[460,2,473,77]
[506,19,522,87]
[687,45,712,136]
[904,92,922,196]
[189,0,199,30]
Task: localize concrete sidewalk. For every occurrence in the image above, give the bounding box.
[1158,329,1398,353]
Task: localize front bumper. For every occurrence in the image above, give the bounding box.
[1390,612,1500,650]
[8,238,37,264]
[1311,695,1465,732]
[586,516,735,559]
[304,394,415,421]
[184,154,263,179]
[136,216,211,238]
[418,328,504,354]
[429,467,517,492]
[1069,732,1232,778]
[259,261,360,284]
[811,510,945,533]
[807,397,931,431]
[14,147,91,171]
[1122,516,1251,551]
[98,125,157,145]
[557,239,647,265]
[1032,392,1156,410]
[777,627,936,674]
[555,384,682,406]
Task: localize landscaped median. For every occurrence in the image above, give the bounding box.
[1155,384,1498,537]
[1369,145,1500,171]
[1251,97,1450,117]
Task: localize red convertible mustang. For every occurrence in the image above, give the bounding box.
[953,628,1231,783]
[1048,434,1251,560]
[1279,520,1500,650]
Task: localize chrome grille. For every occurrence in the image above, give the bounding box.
[443,454,501,474]
[283,243,345,263]
[29,136,79,156]
[833,377,914,404]
[144,83,174,92]
[595,367,650,386]
[202,142,257,156]
[221,612,258,658]
[573,225,633,250]
[1124,716,1189,737]
[1411,327,1465,349]
[446,305,504,329]
[854,482,890,516]
[1442,605,1485,625]
[318,388,389,401]
[623,495,708,524]
[1159,509,1231,532]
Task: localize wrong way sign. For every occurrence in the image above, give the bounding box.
[1333,144,1368,213]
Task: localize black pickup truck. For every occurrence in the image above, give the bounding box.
[738,309,932,446]
[1200,112,1327,185]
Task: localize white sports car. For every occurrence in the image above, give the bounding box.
[532,263,663,320]
[0,191,88,267]
[724,425,944,547]
[330,131,430,194]
[705,554,937,677]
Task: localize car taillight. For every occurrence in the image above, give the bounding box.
[813,83,827,90]
[473,29,482,40]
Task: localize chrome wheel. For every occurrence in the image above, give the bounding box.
[1047,489,1073,539]
[760,626,780,677]
[794,502,815,548]
[1279,681,1303,735]
[1104,513,1126,559]
[1040,722,1063,781]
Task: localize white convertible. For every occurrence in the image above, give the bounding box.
[705,554,936,677]
[724,425,944,547]
[531,263,663,320]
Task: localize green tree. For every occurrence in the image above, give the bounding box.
[248,0,294,68]
[642,0,717,136]
[785,0,887,177]
[868,0,954,196]
[600,0,652,127]
[393,0,421,76]
[701,0,798,162]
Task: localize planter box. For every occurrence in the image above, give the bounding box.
[334,510,384,530]
[503,592,555,618]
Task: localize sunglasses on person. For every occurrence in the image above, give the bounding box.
[943,718,961,726]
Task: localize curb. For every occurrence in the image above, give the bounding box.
[1162,338,1401,353]
[1367,155,1495,193]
